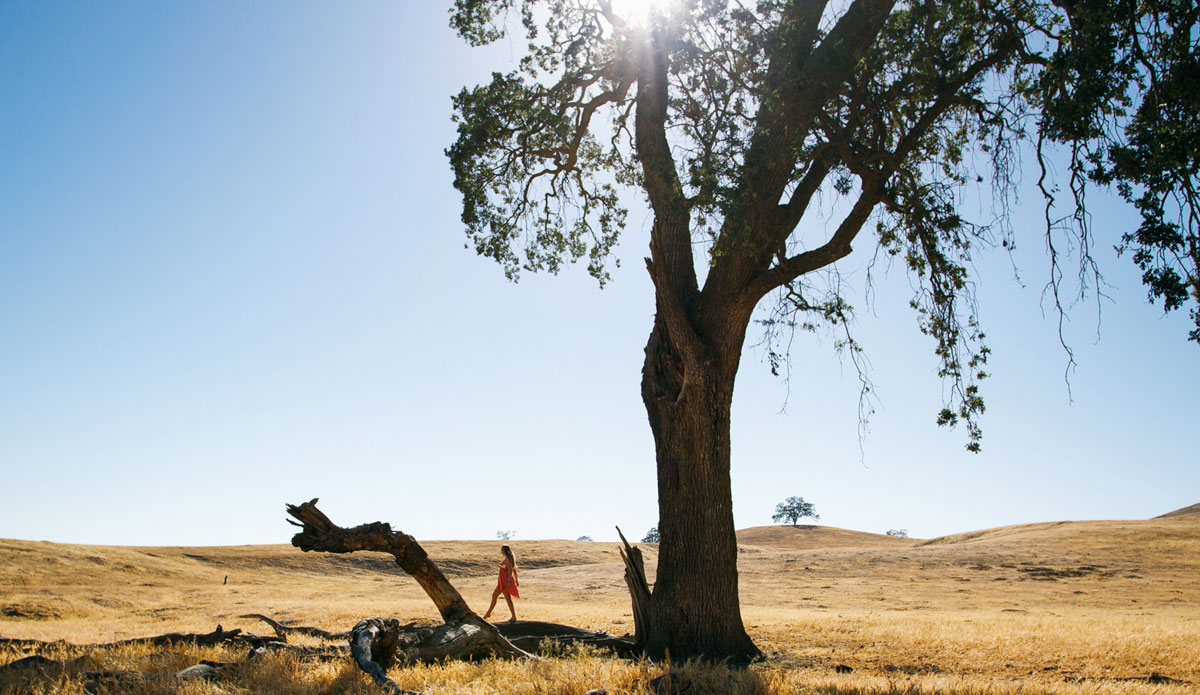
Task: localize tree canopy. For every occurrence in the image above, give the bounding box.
[447,0,1199,661]
[447,0,1198,450]
[773,496,820,526]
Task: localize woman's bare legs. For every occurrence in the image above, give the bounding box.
[482,587,502,620]
[482,587,516,622]
[502,591,516,621]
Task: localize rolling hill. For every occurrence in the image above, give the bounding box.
[735,524,918,550]
[1157,502,1200,518]
[2,508,1197,691]
[1,505,1196,639]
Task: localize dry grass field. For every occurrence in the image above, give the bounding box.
[2,507,1197,694]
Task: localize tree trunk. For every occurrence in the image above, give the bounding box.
[640,317,761,663]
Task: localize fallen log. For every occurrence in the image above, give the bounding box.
[0,654,81,678]
[282,500,660,695]
[286,499,643,662]
[0,655,237,695]
[248,642,349,660]
[0,642,345,693]
[112,624,246,648]
[240,613,350,641]
[0,625,277,652]
[493,620,639,656]
[241,613,636,658]
[0,628,279,692]
[79,660,236,694]
[285,498,534,690]
[0,636,70,650]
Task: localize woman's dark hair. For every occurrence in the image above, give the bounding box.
[501,544,515,567]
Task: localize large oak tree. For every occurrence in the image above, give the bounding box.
[446,0,1199,662]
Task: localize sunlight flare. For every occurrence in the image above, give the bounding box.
[606,0,678,26]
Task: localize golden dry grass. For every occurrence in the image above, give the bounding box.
[2,513,1198,694]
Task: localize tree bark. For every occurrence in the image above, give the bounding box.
[286,500,479,626]
[640,317,762,664]
[349,618,422,695]
[616,527,652,649]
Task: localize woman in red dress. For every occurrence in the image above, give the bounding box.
[482,544,519,622]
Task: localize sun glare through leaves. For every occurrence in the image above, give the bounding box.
[605,0,678,26]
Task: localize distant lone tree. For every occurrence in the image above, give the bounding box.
[449,0,1199,662]
[887,529,909,538]
[642,526,660,543]
[577,535,594,542]
[772,497,820,526]
[496,530,515,540]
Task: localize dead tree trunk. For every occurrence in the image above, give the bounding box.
[287,499,490,627]
[241,613,638,658]
[284,499,645,675]
[616,527,652,650]
[286,499,532,666]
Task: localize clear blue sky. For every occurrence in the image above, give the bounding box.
[1,1,1195,547]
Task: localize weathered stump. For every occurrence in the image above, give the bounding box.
[617,526,653,649]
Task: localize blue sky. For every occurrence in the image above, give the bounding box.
[1,1,1195,547]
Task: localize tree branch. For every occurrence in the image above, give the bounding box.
[749,183,883,300]
[751,34,1019,301]
[707,0,896,300]
[287,499,477,625]
[637,22,699,321]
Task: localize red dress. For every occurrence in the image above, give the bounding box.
[497,561,519,599]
